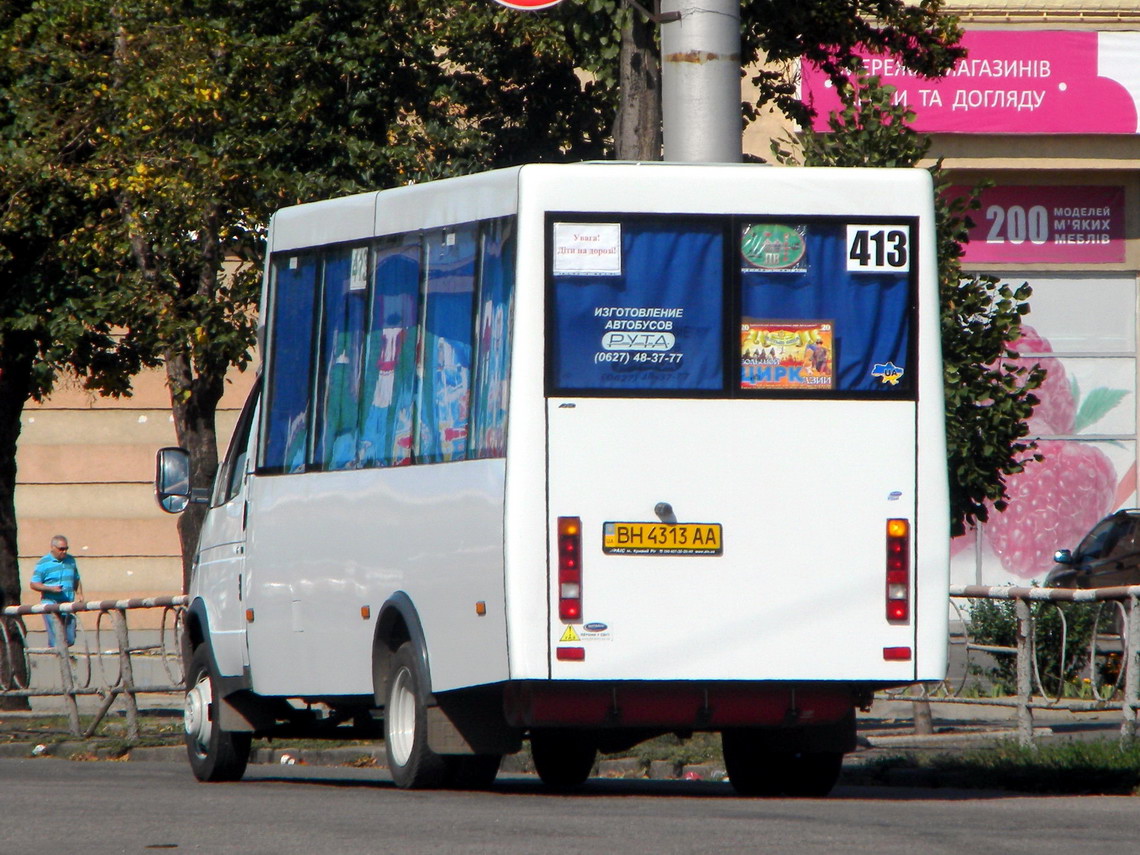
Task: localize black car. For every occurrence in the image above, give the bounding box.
[1046,509,1140,589]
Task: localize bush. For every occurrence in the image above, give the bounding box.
[966,597,1115,697]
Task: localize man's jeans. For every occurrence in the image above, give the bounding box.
[43,613,76,648]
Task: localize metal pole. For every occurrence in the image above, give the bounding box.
[50,613,82,737]
[1121,593,1139,743]
[659,0,742,163]
[112,609,140,741]
[1015,598,1035,747]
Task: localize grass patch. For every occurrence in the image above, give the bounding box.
[851,740,1140,795]
[0,713,182,747]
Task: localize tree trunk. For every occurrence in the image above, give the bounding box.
[911,685,934,735]
[0,335,35,709]
[612,10,662,161]
[165,350,225,592]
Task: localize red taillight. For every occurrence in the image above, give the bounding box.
[558,516,582,622]
[886,518,910,623]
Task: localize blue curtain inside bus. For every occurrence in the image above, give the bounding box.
[471,219,515,458]
[551,222,724,392]
[740,222,912,393]
[360,241,421,467]
[263,255,318,473]
[314,248,367,470]
[416,227,477,463]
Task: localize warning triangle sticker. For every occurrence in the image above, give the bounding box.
[559,625,580,643]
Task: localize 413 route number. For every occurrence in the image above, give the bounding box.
[846,225,910,272]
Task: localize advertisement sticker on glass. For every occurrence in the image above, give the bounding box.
[741,320,834,390]
[741,224,809,273]
[553,223,622,276]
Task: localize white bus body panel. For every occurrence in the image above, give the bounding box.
[193,487,250,676]
[243,460,509,696]
[544,398,922,681]
[502,164,948,685]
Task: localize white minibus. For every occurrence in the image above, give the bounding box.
[157,162,949,795]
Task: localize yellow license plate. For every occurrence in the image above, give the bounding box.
[602,522,723,556]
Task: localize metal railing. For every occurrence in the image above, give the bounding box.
[3,587,1139,749]
[1,596,187,740]
[903,585,1140,746]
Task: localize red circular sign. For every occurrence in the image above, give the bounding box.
[494,0,564,9]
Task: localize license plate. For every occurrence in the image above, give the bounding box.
[602,522,723,556]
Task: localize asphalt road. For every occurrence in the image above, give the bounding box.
[2,757,1137,855]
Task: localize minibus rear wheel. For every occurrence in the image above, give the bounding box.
[722,728,842,797]
[184,645,251,782]
[445,754,502,789]
[384,641,448,788]
[530,729,596,790]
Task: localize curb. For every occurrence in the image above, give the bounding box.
[861,727,1051,748]
[0,740,718,783]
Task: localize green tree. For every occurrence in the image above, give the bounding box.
[558,0,965,159]
[2,0,611,589]
[0,1,151,703]
[773,73,1043,535]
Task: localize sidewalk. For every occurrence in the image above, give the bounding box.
[856,696,1126,751]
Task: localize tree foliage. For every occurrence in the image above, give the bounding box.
[1,0,612,590]
[739,0,965,128]
[0,3,152,605]
[554,0,965,159]
[773,74,1043,535]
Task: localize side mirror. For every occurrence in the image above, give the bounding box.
[155,447,194,514]
[1053,549,1074,565]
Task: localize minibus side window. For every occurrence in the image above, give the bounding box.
[360,239,422,467]
[471,217,515,458]
[262,254,319,473]
[415,226,477,464]
[212,379,261,507]
[313,246,368,470]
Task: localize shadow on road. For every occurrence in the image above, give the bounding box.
[241,768,1019,801]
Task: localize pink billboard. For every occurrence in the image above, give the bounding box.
[802,31,1140,134]
[950,185,1126,264]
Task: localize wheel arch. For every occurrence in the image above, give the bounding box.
[182,598,210,669]
[372,592,432,708]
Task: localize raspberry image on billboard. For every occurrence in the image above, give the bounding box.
[965,325,1130,580]
[1006,326,1076,436]
[985,441,1117,579]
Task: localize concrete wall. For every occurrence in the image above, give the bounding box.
[17,367,256,605]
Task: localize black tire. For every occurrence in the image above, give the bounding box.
[184,645,251,782]
[530,729,596,791]
[722,730,842,797]
[721,729,780,796]
[384,642,448,789]
[445,754,502,790]
[781,751,843,797]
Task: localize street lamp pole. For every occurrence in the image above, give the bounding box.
[659,0,742,163]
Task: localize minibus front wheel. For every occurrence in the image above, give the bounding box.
[184,645,251,782]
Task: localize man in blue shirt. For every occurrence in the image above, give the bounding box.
[30,535,84,648]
